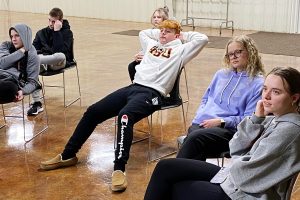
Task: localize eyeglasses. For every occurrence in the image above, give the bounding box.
[226,49,244,59]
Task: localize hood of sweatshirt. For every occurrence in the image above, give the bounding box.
[9,23,32,51]
[61,19,71,30]
[274,113,300,127]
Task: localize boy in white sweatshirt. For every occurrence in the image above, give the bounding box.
[40,20,208,192]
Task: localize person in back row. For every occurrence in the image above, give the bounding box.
[144,66,300,200]
[39,20,208,192]
[27,7,73,116]
[128,6,169,81]
[0,24,40,104]
[177,35,265,161]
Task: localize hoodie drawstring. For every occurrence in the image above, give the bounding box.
[219,72,243,105]
[219,74,233,104]
[227,73,243,105]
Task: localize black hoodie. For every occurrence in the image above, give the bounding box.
[32,19,73,65]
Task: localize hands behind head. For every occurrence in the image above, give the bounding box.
[134,53,144,62]
[54,20,63,31]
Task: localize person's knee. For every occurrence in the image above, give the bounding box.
[118,113,130,128]
[117,109,138,128]
[53,52,66,61]
[0,80,18,104]
[84,104,100,118]
[186,130,204,141]
[187,124,200,133]
[155,159,174,171]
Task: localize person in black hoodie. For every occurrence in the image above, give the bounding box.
[27,7,73,116]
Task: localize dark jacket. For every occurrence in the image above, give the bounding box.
[32,19,73,66]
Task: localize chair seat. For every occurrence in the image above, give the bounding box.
[39,63,77,76]
[161,97,182,109]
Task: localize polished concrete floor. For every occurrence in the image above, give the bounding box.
[0,11,299,200]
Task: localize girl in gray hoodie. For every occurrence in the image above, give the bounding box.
[144,66,300,200]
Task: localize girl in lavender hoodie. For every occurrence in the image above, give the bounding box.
[177,35,265,161]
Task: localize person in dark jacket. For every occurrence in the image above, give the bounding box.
[0,23,40,104]
[27,7,73,116]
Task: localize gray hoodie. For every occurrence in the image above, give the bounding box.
[0,23,40,94]
[219,113,300,199]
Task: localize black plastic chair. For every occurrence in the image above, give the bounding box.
[146,66,188,162]
[39,39,81,108]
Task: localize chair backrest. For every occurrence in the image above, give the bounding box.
[65,38,76,67]
[161,66,185,109]
[285,172,299,200]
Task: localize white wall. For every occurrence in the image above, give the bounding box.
[0,0,166,22]
[173,0,300,33]
[1,0,300,33]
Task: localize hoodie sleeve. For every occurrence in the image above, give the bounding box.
[21,47,40,95]
[139,29,160,54]
[229,117,300,193]
[229,115,266,156]
[180,32,208,66]
[0,41,25,70]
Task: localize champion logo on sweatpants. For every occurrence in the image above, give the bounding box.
[152,97,158,105]
[121,114,128,125]
[118,114,128,159]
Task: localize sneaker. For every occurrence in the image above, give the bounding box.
[27,101,43,116]
[177,135,187,147]
[110,170,128,192]
[40,154,78,170]
[39,64,47,73]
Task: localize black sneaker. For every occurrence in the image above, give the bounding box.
[27,101,44,116]
[40,64,47,73]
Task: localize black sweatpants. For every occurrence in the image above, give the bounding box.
[144,158,231,200]
[176,124,234,160]
[62,84,161,171]
[0,74,19,104]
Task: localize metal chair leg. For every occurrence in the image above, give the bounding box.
[2,93,48,143]
[24,87,49,143]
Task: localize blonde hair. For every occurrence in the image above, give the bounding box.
[150,6,169,25]
[158,20,182,34]
[222,35,265,78]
